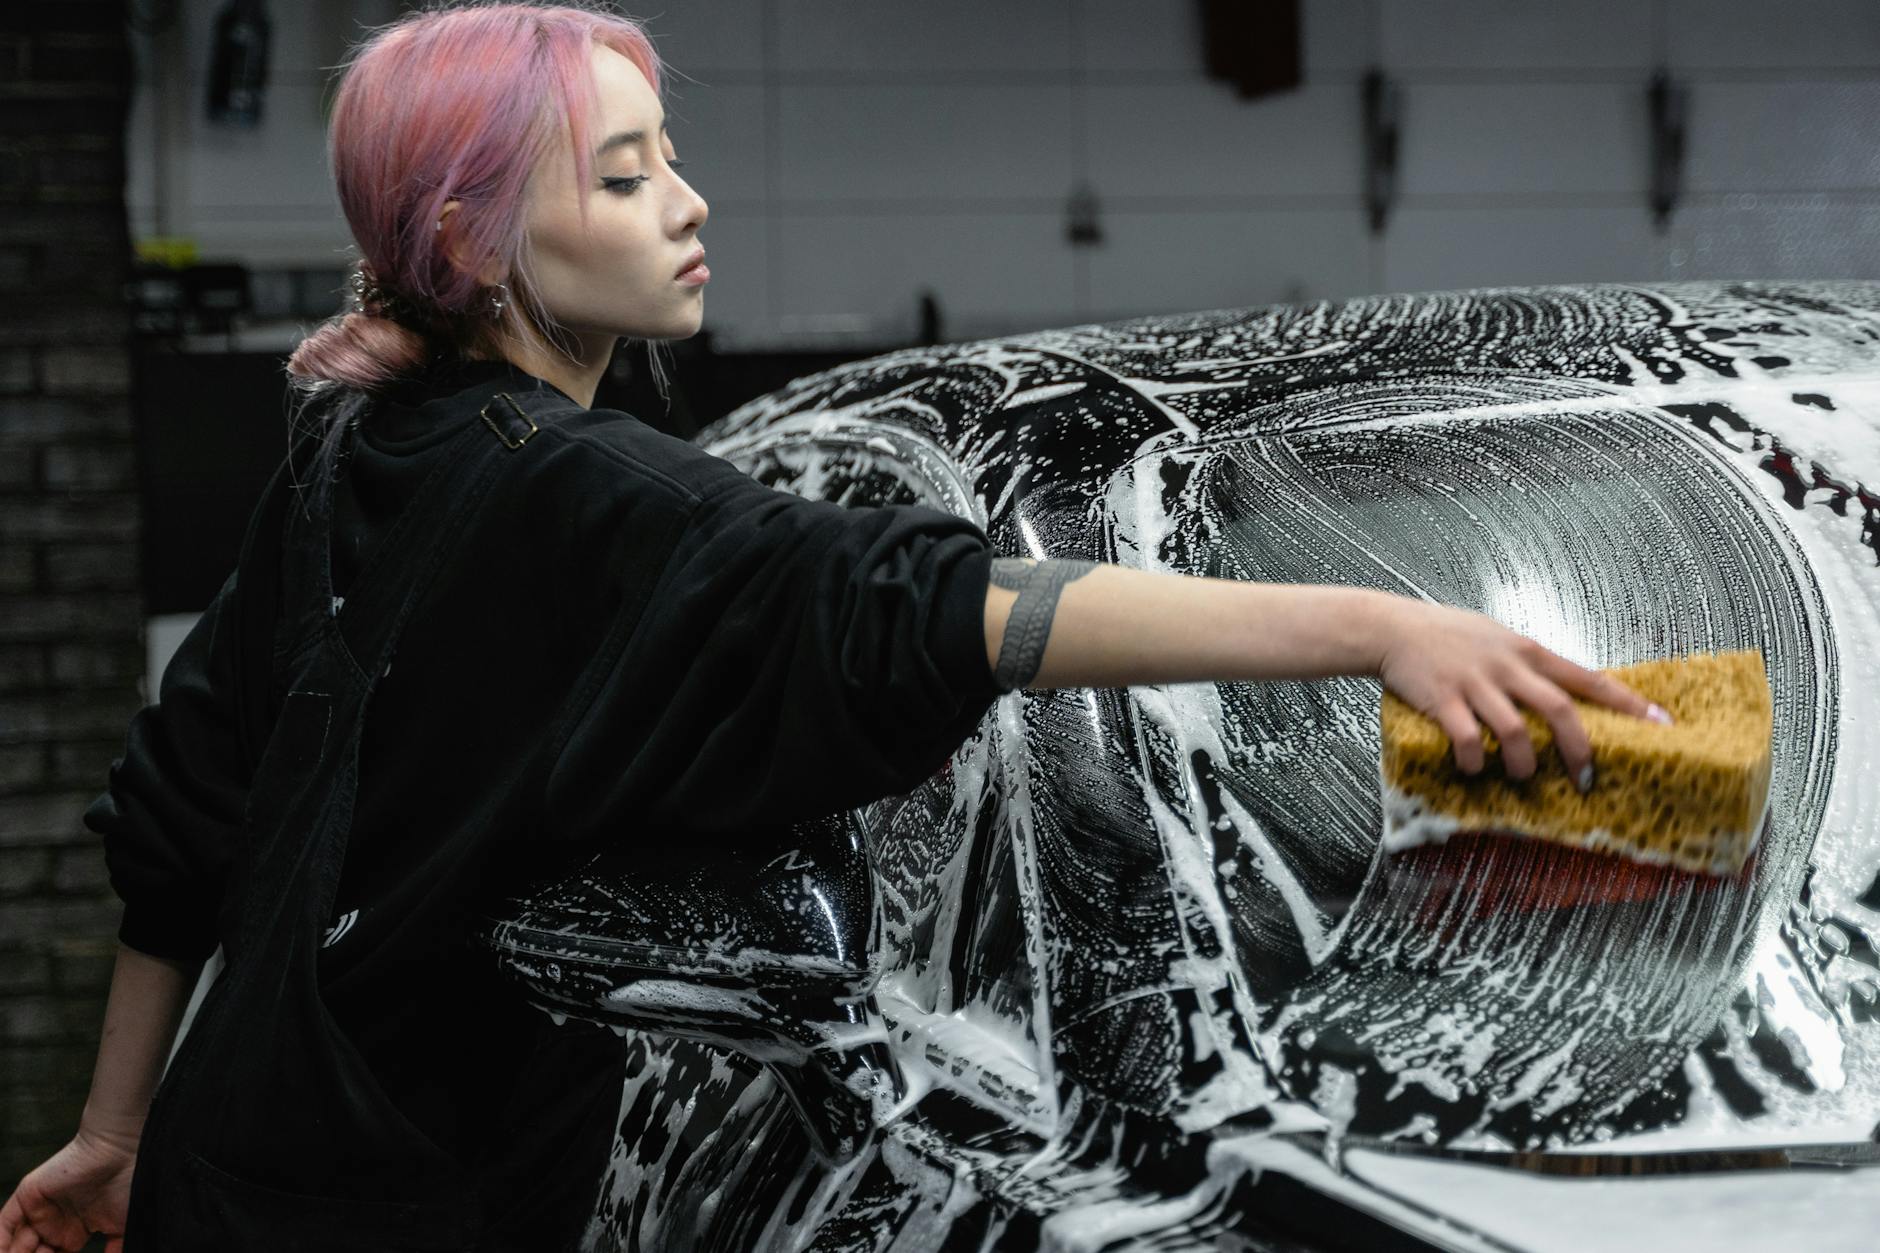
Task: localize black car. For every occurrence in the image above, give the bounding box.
[481,280,1880,1251]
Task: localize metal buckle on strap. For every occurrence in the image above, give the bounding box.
[480,391,540,449]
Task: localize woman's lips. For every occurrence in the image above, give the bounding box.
[676,261,709,285]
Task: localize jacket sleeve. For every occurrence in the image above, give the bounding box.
[541,447,1006,842]
[85,567,260,963]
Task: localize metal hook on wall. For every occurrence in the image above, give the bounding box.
[1362,68,1400,236]
[1649,68,1688,231]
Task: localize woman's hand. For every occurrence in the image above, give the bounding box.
[0,1128,137,1253]
[1370,595,1672,789]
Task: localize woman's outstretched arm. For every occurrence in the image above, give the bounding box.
[980,558,1669,788]
[981,559,1389,689]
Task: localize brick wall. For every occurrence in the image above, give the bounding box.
[0,0,140,1205]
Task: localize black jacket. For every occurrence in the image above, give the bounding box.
[85,356,1005,1248]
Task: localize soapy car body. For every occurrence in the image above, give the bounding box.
[480,281,1880,1252]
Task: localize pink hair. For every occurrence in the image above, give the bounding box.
[286,0,666,397]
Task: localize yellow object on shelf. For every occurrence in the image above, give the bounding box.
[134,237,200,269]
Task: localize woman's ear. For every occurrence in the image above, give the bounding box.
[434,201,508,288]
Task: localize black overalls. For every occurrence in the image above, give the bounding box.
[124,387,579,1252]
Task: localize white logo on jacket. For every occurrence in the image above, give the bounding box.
[322,909,359,949]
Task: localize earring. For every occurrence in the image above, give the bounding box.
[487,282,509,317]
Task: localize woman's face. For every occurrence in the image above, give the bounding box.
[514,44,710,347]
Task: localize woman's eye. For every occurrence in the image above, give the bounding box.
[602,161,687,196]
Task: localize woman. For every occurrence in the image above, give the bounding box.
[0,3,1670,1250]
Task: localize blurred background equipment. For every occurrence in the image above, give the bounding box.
[204,0,269,126]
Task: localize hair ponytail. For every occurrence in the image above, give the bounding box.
[286,308,434,397]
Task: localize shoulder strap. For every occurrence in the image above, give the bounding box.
[299,388,587,685]
[229,453,297,773]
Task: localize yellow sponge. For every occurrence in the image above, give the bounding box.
[1379,648,1774,876]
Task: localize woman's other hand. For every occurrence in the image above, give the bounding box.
[1371,596,1673,789]
[0,1128,137,1253]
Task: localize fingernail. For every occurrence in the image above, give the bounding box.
[1646,703,1674,725]
[1577,763,1594,793]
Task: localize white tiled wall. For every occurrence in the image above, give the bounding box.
[126,0,1880,349]
[1682,83,1880,193]
[1666,0,1880,69]
[1380,0,1653,72]
[1395,85,1642,198]
[1384,206,1662,293]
